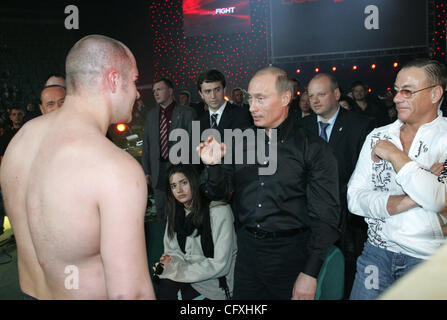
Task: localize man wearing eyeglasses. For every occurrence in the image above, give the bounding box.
[347,59,447,300]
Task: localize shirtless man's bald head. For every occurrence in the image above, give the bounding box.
[66,35,133,93]
[64,35,140,124]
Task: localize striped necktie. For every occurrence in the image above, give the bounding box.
[210,113,218,129]
[160,107,168,159]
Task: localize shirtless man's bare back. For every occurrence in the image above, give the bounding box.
[0,35,155,300]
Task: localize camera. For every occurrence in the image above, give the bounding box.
[154,263,164,276]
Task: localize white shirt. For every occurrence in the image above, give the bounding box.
[209,101,227,127]
[317,106,340,141]
[347,112,447,259]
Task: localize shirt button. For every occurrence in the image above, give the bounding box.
[258,203,262,208]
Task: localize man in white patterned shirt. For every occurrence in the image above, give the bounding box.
[347,58,447,300]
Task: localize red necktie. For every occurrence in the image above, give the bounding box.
[160,108,168,159]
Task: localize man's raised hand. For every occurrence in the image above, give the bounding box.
[196,136,226,165]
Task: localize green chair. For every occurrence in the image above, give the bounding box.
[315,245,345,300]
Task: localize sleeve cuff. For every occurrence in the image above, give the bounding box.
[304,253,324,279]
[395,161,418,186]
[206,164,223,182]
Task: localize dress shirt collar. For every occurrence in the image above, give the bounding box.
[209,101,227,126]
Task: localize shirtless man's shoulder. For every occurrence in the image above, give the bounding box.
[1,114,152,299]
[2,34,155,300]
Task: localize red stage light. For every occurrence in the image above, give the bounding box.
[393,62,399,68]
[116,124,127,133]
[352,65,358,70]
[296,69,301,74]
[332,66,337,72]
[315,68,319,73]
[371,64,376,69]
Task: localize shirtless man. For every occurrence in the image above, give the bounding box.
[0,35,155,300]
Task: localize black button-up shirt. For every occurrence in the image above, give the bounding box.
[201,114,341,278]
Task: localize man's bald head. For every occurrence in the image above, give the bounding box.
[65,35,135,95]
[45,74,66,88]
[40,85,66,114]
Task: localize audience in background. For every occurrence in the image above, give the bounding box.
[22,102,40,124]
[383,89,398,123]
[178,90,191,107]
[141,78,196,220]
[197,70,252,145]
[44,73,66,88]
[8,106,23,134]
[231,87,249,110]
[338,95,358,112]
[298,90,312,118]
[351,80,389,127]
[39,85,65,115]
[289,77,301,115]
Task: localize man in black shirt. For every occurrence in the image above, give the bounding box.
[197,66,341,300]
[351,81,388,127]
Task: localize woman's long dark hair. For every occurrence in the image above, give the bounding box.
[339,94,361,112]
[165,164,209,239]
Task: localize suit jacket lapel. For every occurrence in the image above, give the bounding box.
[170,105,180,132]
[329,108,347,148]
[152,106,160,142]
[200,110,211,131]
[151,106,160,159]
[218,104,232,131]
[309,114,319,136]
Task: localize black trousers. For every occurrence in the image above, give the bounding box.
[233,227,310,300]
[154,160,169,220]
[157,278,205,300]
[341,217,367,299]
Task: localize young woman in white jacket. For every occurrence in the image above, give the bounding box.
[154,164,237,300]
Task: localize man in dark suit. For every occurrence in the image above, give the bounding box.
[197,70,252,142]
[141,78,196,219]
[302,73,374,299]
[351,80,389,127]
[289,77,301,116]
[231,87,249,110]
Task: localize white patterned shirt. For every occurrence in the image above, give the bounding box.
[347,112,447,259]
